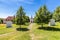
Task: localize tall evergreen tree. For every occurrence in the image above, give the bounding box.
[16,6,26,28]
[53,6,60,21]
[34,5,51,27]
[0,18,3,24]
[12,15,15,24]
[25,16,30,22]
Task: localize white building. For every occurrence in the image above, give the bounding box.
[30,16,33,23]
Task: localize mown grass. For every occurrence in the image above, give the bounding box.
[0,31,31,40]
[0,24,17,34]
[0,23,30,34]
[0,22,60,40]
[0,23,31,40]
[32,22,60,40]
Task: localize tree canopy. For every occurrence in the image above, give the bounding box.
[34,5,52,23]
[53,6,60,21]
[16,6,29,25]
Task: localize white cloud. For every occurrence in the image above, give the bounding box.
[0,0,34,18]
[0,0,34,4]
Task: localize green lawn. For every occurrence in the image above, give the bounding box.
[0,24,16,34]
[31,22,60,40]
[0,23,31,40]
[0,22,60,40]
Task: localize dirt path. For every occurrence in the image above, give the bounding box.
[28,23,33,30]
[28,23,35,40]
[29,23,43,40]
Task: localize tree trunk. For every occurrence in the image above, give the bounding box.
[20,25,21,28]
[41,23,43,27]
[41,19,43,27]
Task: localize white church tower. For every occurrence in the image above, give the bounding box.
[30,15,33,23]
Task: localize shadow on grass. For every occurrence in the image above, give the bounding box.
[16,28,29,31]
[38,27,60,31]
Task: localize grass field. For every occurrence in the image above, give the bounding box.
[0,22,60,40]
[0,23,31,40]
[31,22,60,40]
[0,24,16,34]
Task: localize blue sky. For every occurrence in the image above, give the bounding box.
[0,0,60,18]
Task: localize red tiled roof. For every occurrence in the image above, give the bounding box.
[5,16,14,21]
